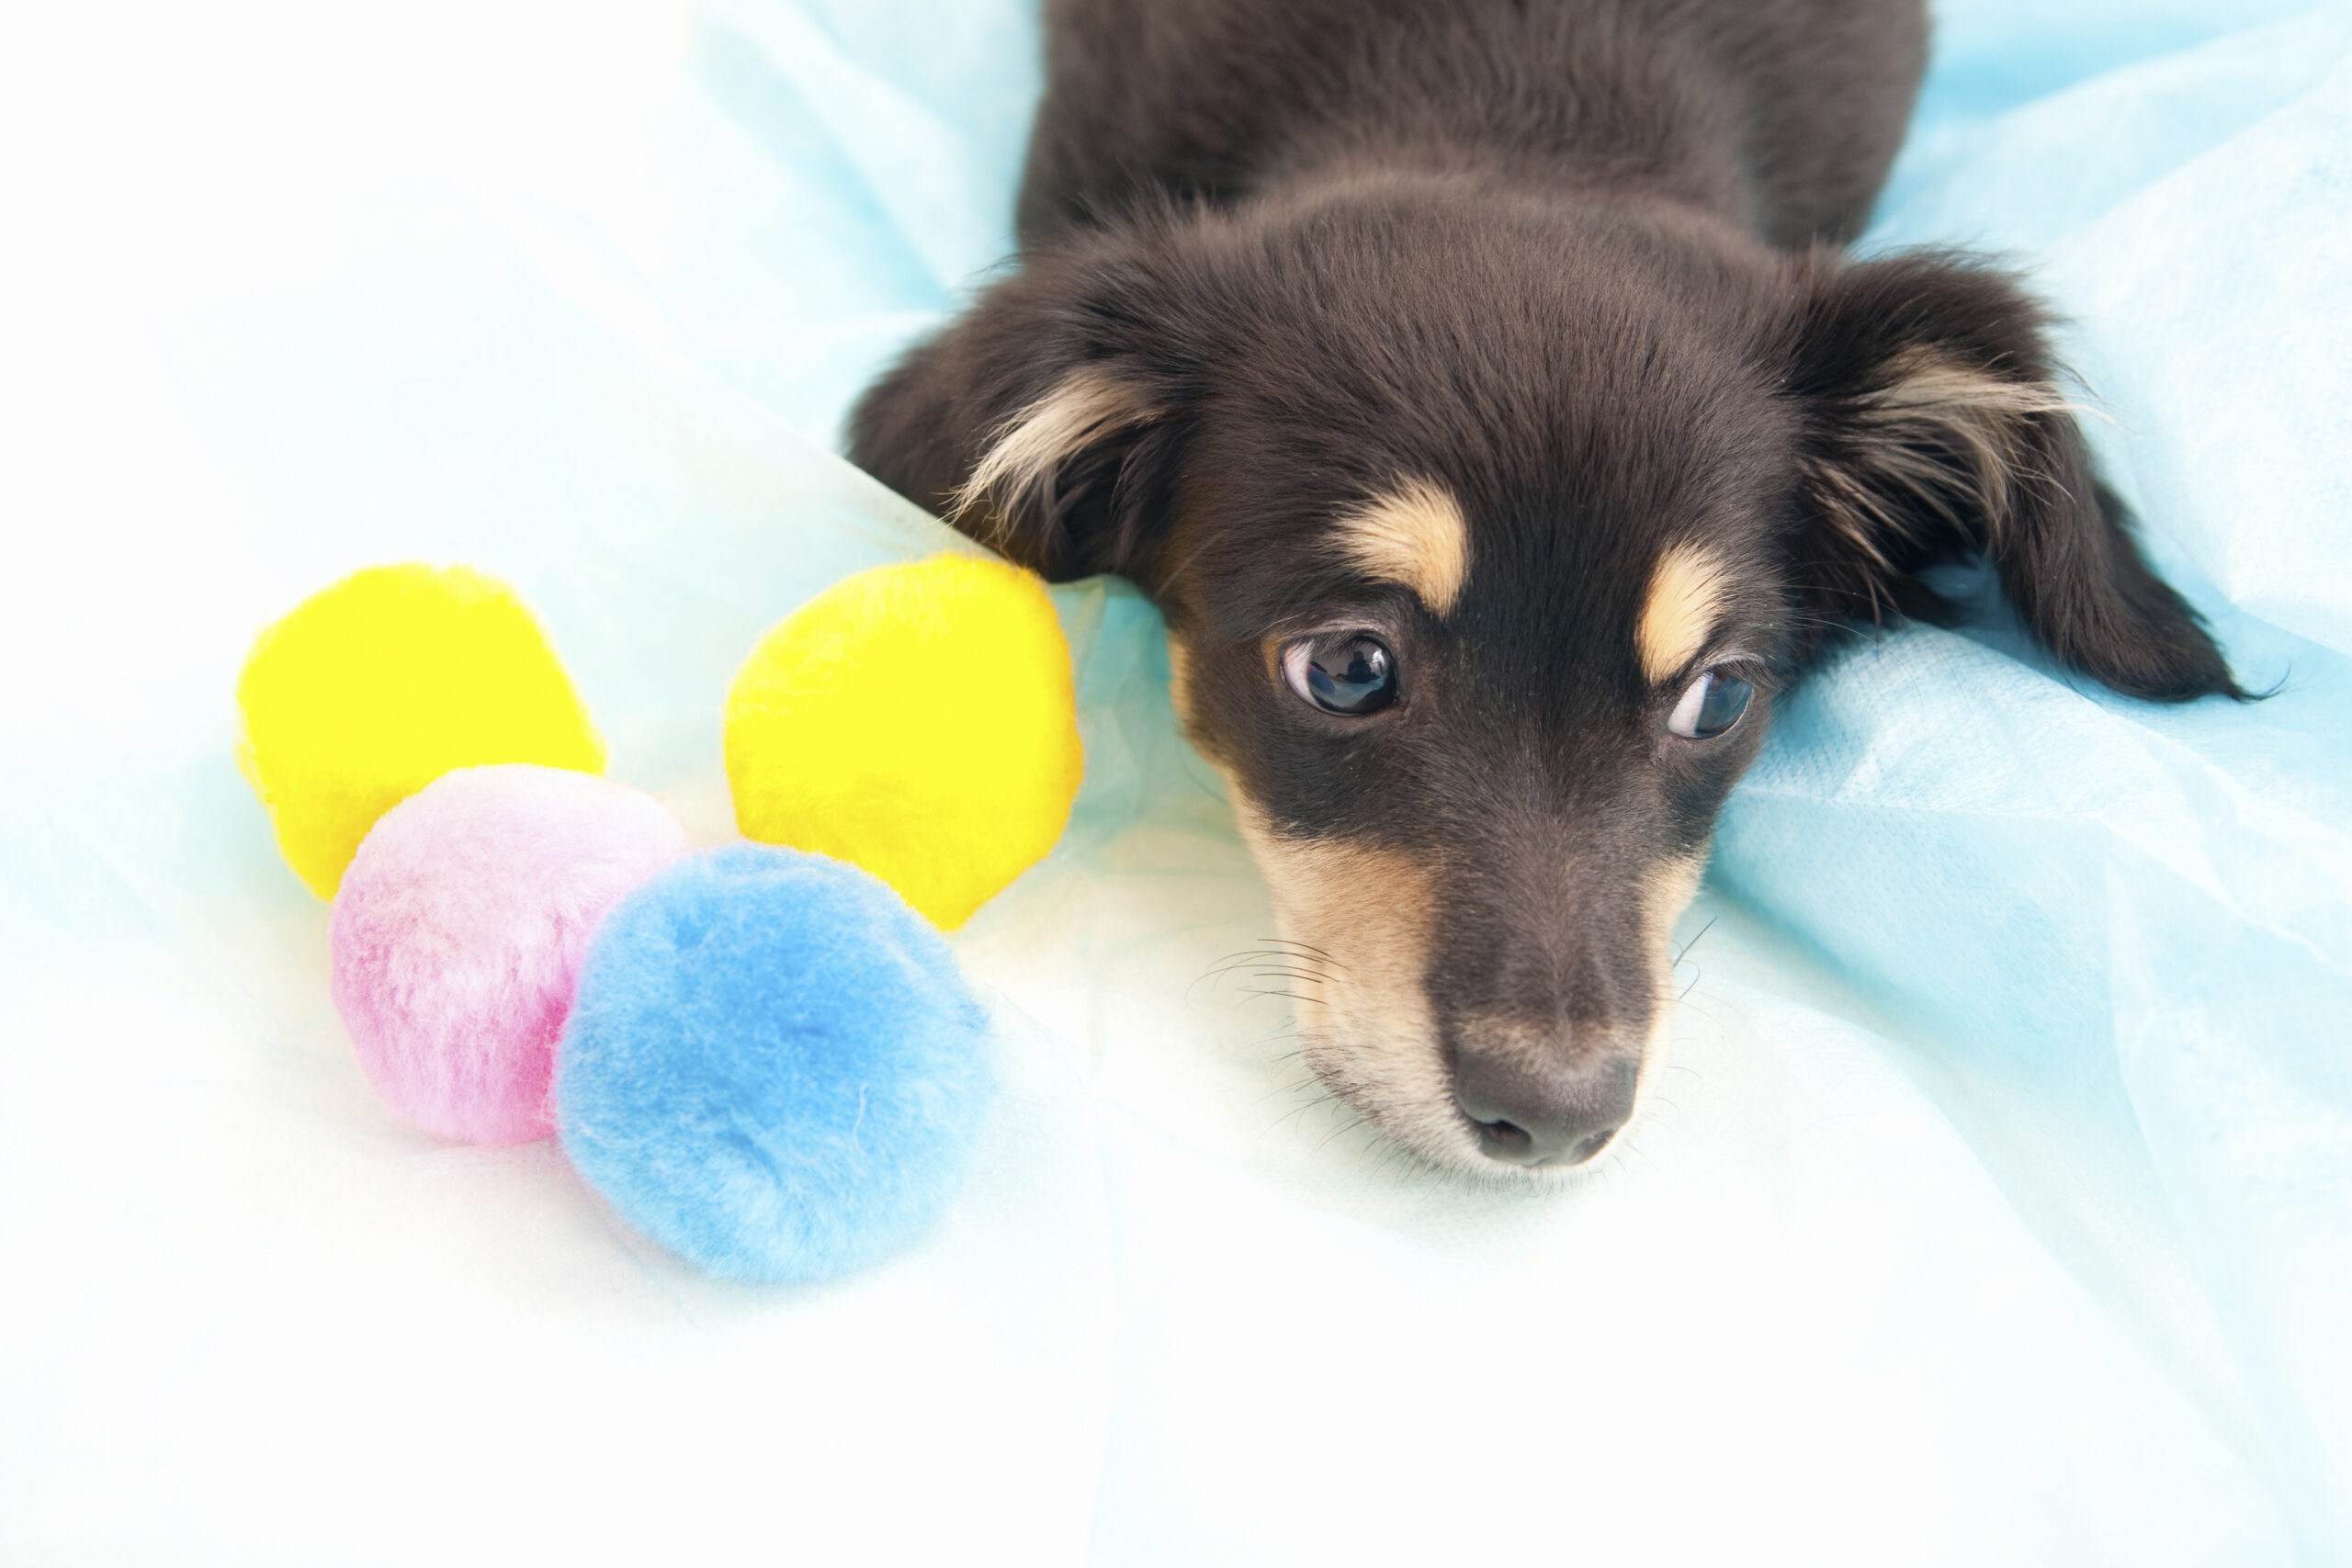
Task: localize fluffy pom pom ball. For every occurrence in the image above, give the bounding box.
[239,563,606,897]
[724,553,1082,930]
[556,844,996,1282]
[331,765,689,1145]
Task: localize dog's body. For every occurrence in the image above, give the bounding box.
[851,0,2242,1176]
[1011,0,1922,254]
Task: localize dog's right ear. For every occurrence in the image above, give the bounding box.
[848,234,1193,582]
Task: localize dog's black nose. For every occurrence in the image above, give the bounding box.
[1453,1052,1636,1168]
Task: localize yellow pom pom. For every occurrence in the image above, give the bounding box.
[725,554,1083,930]
[237,564,605,898]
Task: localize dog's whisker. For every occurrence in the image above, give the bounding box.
[1271,1089,1340,1131]
[1314,1111,1372,1153]
[1189,952,1341,1009]
[1254,935,1349,973]
[1193,949,1310,983]
[1247,1077,1319,1111]
[1188,953,1295,1003]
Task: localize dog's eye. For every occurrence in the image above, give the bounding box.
[1282,632,1398,716]
[1667,668,1751,739]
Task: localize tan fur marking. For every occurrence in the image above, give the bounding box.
[1336,478,1472,615]
[1225,793,1469,1160]
[1808,346,2078,572]
[1244,826,1436,1053]
[1165,633,1197,731]
[951,366,1154,545]
[1638,544,1732,684]
[1641,853,1706,968]
[1623,851,1707,1145]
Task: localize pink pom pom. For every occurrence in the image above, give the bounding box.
[330,764,690,1145]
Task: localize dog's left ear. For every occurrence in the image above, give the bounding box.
[1787,253,2244,701]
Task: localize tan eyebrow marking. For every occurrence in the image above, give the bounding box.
[1637,543,1732,684]
[1335,478,1472,615]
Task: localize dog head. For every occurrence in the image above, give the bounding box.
[851,178,2240,1175]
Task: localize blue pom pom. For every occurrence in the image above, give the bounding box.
[556,844,995,1282]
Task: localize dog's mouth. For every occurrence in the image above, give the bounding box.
[1287,1008,1657,1179]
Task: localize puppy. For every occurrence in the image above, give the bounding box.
[849,0,2243,1176]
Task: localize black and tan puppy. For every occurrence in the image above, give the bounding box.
[850,0,2242,1175]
